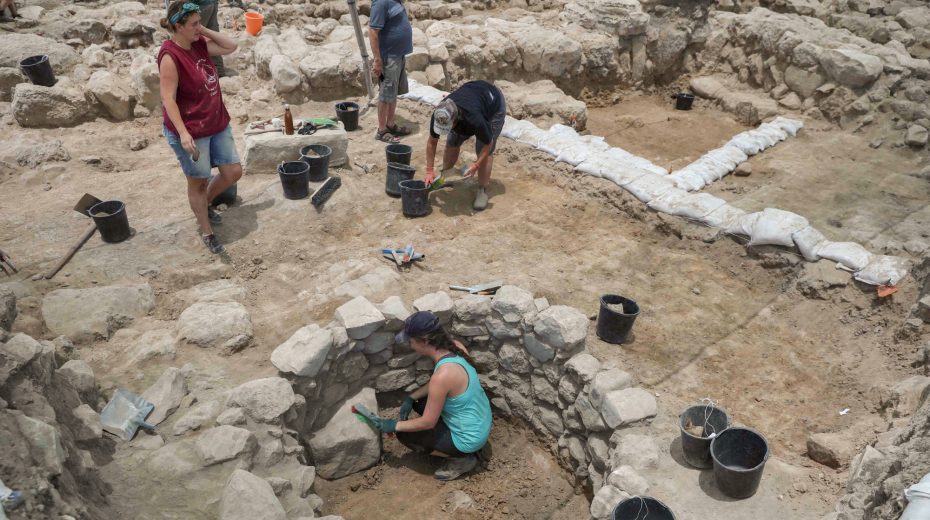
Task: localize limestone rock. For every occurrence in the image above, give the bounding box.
[361,331,394,354]
[442,490,476,513]
[87,70,135,121]
[196,425,257,466]
[15,139,70,168]
[72,404,103,441]
[917,295,930,323]
[269,54,302,94]
[220,470,287,520]
[497,79,588,130]
[600,387,657,428]
[413,291,455,324]
[0,33,81,71]
[607,465,649,496]
[295,465,316,497]
[610,433,659,470]
[453,294,492,322]
[905,124,928,148]
[425,63,445,88]
[485,315,522,339]
[335,296,385,340]
[406,48,429,71]
[807,432,855,468]
[130,54,160,111]
[532,375,559,405]
[16,414,65,476]
[271,325,333,377]
[217,407,246,426]
[498,343,531,374]
[173,279,246,306]
[524,333,555,363]
[590,484,629,520]
[576,393,607,432]
[0,287,15,331]
[57,360,95,394]
[889,375,930,416]
[141,367,188,425]
[173,400,221,436]
[63,19,108,45]
[147,440,200,476]
[533,305,588,350]
[178,302,253,352]
[797,260,849,299]
[265,477,291,496]
[0,67,23,102]
[561,0,649,37]
[123,329,177,366]
[227,377,296,423]
[564,352,601,384]
[242,125,349,173]
[491,285,535,323]
[818,49,882,88]
[378,296,411,331]
[784,65,827,99]
[12,83,96,128]
[42,285,154,342]
[308,387,381,479]
[375,367,416,391]
[590,368,633,406]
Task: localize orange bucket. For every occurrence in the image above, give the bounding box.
[244,11,263,36]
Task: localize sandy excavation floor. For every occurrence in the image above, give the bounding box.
[1,88,927,519]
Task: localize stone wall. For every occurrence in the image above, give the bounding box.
[271,285,661,518]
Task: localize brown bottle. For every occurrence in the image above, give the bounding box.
[283,104,294,135]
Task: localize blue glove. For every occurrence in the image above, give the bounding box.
[399,396,415,420]
[370,416,397,433]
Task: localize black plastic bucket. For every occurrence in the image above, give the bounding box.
[88,200,130,243]
[334,102,359,131]
[612,497,676,520]
[386,162,416,197]
[399,179,430,217]
[679,404,730,469]
[710,427,769,499]
[385,143,412,166]
[673,93,694,111]
[596,294,639,344]
[277,161,310,200]
[299,144,332,182]
[20,55,56,87]
[210,182,237,207]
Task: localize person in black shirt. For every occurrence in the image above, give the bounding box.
[425,80,506,211]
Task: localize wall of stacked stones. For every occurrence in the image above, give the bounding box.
[271,285,658,492]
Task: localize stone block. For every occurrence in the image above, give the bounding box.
[227,377,296,423]
[564,352,601,384]
[590,368,633,406]
[453,294,492,321]
[413,291,454,324]
[271,325,333,377]
[196,425,257,466]
[16,414,65,476]
[221,470,287,520]
[42,284,154,342]
[378,296,411,331]
[336,296,385,340]
[818,48,882,88]
[533,305,588,350]
[600,388,657,428]
[308,387,381,479]
[498,342,530,374]
[590,484,628,519]
[375,367,416,391]
[242,126,348,174]
[807,432,855,468]
[607,465,649,496]
[178,301,253,353]
[609,433,659,470]
[141,367,188,425]
[491,285,535,323]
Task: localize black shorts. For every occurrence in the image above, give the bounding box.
[395,398,467,457]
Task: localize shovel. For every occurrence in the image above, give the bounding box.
[44,193,102,279]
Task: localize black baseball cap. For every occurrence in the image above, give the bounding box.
[395,311,441,343]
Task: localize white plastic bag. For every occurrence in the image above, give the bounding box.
[791,225,827,262]
[816,241,874,271]
[854,255,910,286]
[747,208,809,247]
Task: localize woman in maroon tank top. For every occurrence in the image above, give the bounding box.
[158,0,241,254]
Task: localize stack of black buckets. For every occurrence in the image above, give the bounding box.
[596,295,770,519]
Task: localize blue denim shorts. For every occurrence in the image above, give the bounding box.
[163,124,240,179]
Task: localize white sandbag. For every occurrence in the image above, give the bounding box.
[718,145,749,165]
[747,208,809,247]
[670,170,706,191]
[419,88,447,106]
[791,225,827,261]
[623,174,676,202]
[668,193,729,220]
[746,129,777,148]
[601,166,649,186]
[515,127,549,148]
[816,241,873,271]
[693,158,728,183]
[769,116,803,136]
[549,124,579,138]
[701,204,747,228]
[757,124,788,142]
[726,211,762,236]
[727,133,766,155]
[556,137,610,166]
[854,255,910,286]
[501,117,537,140]
[647,188,690,214]
[602,148,668,175]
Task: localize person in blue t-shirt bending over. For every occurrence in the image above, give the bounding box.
[367,311,493,481]
[368,0,413,143]
[425,80,506,211]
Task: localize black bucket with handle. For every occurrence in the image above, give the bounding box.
[679,404,730,469]
[673,93,695,110]
[612,496,676,520]
[20,55,56,87]
[88,200,131,243]
[399,179,430,217]
[277,161,310,200]
[596,294,640,344]
[335,102,359,131]
[386,162,416,197]
[385,143,412,165]
[299,144,332,182]
[710,427,769,499]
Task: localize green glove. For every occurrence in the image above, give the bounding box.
[399,396,415,420]
[370,416,397,433]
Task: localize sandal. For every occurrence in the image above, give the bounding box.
[387,123,411,136]
[375,129,401,143]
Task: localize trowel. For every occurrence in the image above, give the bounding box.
[449,280,504,294]
[100,389,156,441]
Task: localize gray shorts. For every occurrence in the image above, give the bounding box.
[379,56,408,103]
[447,96,507,155]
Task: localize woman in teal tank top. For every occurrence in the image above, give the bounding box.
[376,310,493,481]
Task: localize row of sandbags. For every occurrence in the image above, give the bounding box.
[668,117,804,191]
[399,81,909,286]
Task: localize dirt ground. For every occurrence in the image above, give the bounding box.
[1,83,927,519]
